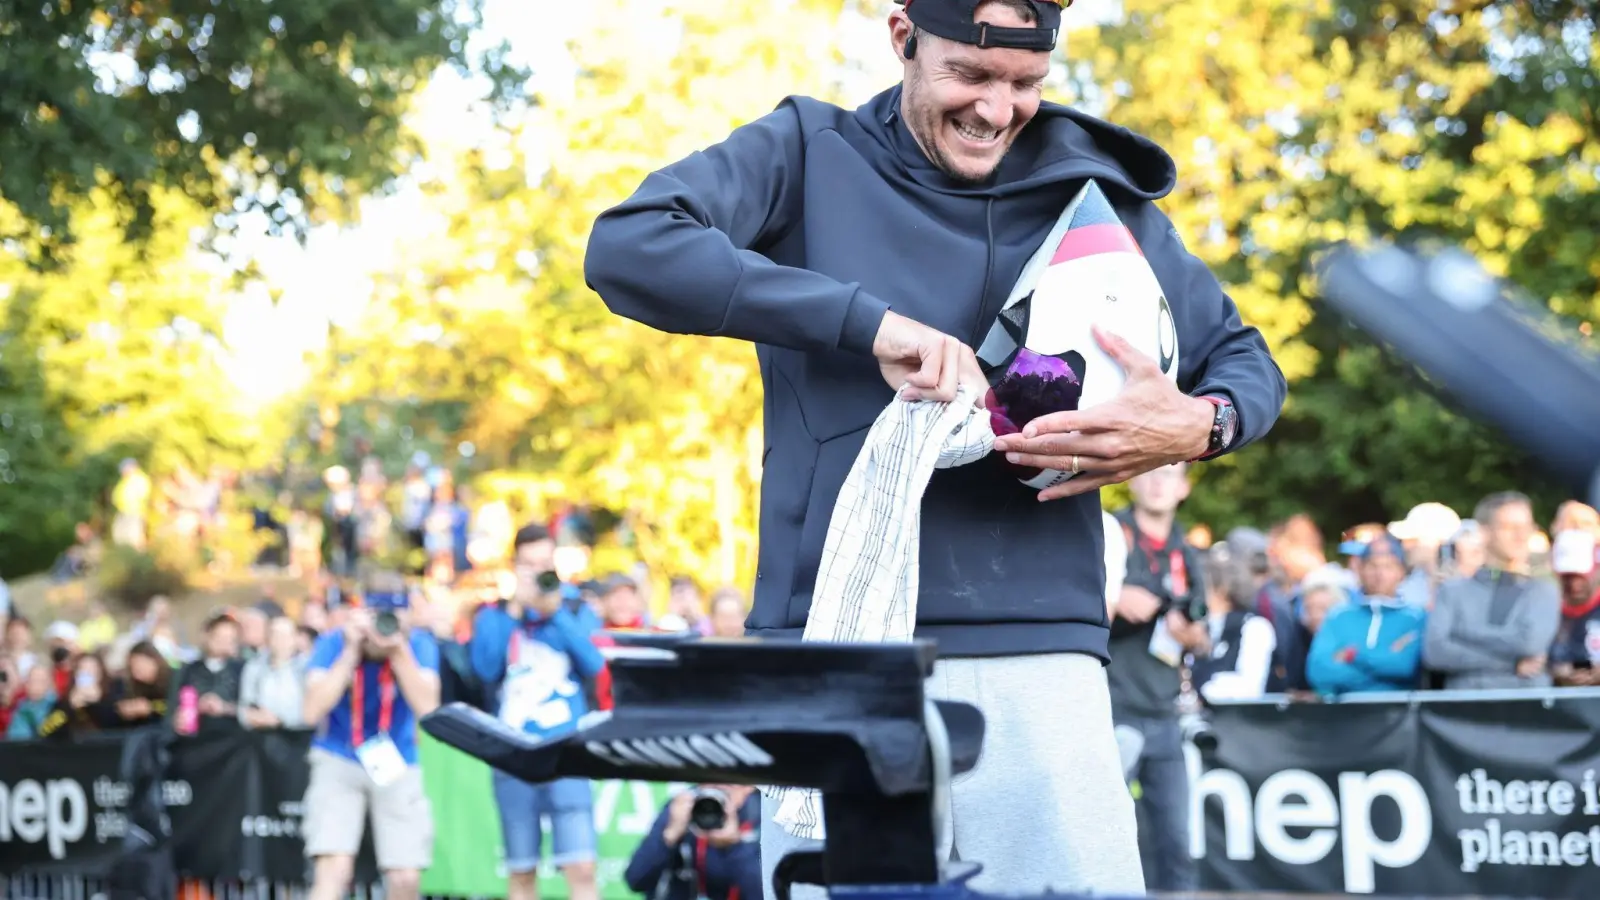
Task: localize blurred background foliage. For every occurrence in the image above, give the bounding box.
[1,0,1595,583]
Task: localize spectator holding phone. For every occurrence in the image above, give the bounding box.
[625,785,761,900]
[38,652,118,739]
[471,523,607,900]
[301,577,440,900]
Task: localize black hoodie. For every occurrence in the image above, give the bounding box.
[586,86,1285,661]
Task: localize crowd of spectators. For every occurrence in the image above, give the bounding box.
[1103,463,1600,893]
[6,447,1599,900]
[1,449,758,900]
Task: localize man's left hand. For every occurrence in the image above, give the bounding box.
[991,325,1214,501]
[368,630,407,659]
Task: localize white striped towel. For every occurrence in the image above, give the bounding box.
[766,382,995,840]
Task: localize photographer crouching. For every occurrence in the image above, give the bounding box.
[1107,464,1210,894]
[625,785,760,900]
[301,574,441,900]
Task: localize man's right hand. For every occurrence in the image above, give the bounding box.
[661,790,697,845]
[1115,586,1163,624]
[341,613,369,657]
[873,311,986,404]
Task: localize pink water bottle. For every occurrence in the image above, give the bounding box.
[176,686,199,735]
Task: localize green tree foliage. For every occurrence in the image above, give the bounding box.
[0,191,259,575]
[0,0,520,257]
[313,0,848,586]
[1068,0,1600,531]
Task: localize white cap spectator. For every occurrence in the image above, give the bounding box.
[45,620,80,645]
[1551,530,1598,576]
[1388,502,1462,544]
[1302,562,1357,596]
[655,612,691,633]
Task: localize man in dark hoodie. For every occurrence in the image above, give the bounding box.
[585,0,1285,895]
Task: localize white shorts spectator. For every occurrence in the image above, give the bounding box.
[302,748,434,871]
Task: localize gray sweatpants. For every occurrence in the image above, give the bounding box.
[761,652,1145,898]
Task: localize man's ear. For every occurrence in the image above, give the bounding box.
[889,9,915,62]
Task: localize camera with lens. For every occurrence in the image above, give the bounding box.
[1179,710,1218,753]
[687,787,731,836]
[535,570,562,594]
[374,611,400,637]
[1122,545,1208,624]
[365,590,409,638]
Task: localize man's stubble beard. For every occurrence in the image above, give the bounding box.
[903,67,1006,185]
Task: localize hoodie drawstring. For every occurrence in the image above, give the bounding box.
[1365,606,1383,648]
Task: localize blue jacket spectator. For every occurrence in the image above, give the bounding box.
[305,626,440,767]
[299,604,442,899]
[472,522,609,899]
[1306,596,1426,694]
[1312,531,1427,695]
[469,600,605,740]
[625,787,761,900]
[1306,535,1425,695]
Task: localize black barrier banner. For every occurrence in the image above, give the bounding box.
[0,728,373,883]
[0,736,132,874]
[1196,694,1600,897]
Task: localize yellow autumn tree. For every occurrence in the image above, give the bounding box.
[1066,0,1600,528]
[319,0,854,588]
[0,188,265,573]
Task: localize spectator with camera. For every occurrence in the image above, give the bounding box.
[1306,534,1426,695]
[301,577,440,900]
[1107,463,1210,893]
[625,784,761,900]
[470,523,606,900]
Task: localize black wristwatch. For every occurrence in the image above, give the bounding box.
[1197,395,1237,459]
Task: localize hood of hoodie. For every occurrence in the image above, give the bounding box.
[858,86,1177,201]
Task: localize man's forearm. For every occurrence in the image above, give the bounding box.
[304,649,362,722]
[390,645,440,716]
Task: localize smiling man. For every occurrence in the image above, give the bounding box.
[585,0,1284,896]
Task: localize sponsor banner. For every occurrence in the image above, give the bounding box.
[1195,694,1600,897]
[0,727,682,898]
[0,730,279,879]
[17,696,1596,896]
[0,738,128,874]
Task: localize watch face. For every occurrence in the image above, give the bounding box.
[1216,404,1238,447]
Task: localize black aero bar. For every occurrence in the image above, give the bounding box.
[420,638,987,887]
[1316,241,1600,507]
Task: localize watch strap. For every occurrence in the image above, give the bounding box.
[1191,395,1237,461]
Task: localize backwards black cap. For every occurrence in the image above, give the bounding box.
[899,0,1067,52]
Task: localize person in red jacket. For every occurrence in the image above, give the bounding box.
[588,574,657,711]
